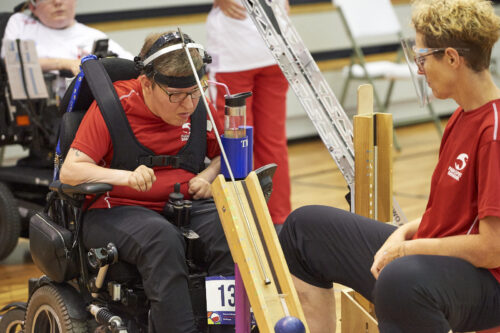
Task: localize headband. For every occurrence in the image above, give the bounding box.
[134,32,211,88]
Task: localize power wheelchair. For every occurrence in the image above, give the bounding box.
[0,9,61,260]
[0,6,126,260]
[0,56,277,333]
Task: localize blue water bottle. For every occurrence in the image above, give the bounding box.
[221,92,252,179]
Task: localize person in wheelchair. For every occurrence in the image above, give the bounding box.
[58,31,234,333]
[2,0,133,95]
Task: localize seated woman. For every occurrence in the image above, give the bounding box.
[279,0,500,332]
[60,31,234,333]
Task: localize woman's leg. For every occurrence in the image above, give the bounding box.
[375,255,500,333]
[279,205,396,332]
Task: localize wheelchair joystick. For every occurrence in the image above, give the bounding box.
[165,183,196,233]
[164,183,200,271]
[165,182,188,228]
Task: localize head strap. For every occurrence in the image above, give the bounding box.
[143,42,205,67]
[134,31,211,88]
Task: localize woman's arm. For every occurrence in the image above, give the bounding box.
[60,148,156,192]
[372,216,500,279]
[404,216,500,269]
[188,156,221,199]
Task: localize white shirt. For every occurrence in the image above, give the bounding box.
[205,4,284,73]
[3,13,133,61]
[2,12,134,96]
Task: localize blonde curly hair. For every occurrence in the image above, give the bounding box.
[411,0,500,71]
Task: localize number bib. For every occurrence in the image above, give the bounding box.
[205,276,236,325]
[205,276,256,326]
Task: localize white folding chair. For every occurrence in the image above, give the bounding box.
[333,0,443,149]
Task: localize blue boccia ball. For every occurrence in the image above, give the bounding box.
[274,316,305,333]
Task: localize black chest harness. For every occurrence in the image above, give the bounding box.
[82,59,207,174]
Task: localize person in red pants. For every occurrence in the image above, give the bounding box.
[206,0,291,229]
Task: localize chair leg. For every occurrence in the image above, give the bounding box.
[383,79,396,111]
[340,75,351,106]
[426,102,443,137]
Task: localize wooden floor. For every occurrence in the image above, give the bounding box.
[0,120,444,330]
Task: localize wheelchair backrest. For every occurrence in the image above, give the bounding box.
[0,10,61,153]
[57,57,139,159]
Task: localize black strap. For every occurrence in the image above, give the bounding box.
[138,155,181,168]
[81,59,153,170]
[81,58,207,173]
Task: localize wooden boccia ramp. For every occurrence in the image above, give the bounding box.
[212,172,309,333]
[341,84,393,333]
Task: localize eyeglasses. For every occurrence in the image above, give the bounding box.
[155,81,208,103]
[412,46,469,72]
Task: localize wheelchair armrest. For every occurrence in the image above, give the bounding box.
[49,180,113,196]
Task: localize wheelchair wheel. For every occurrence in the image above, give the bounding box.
[25,285,88,333]
[0,307,25,333]
[0,181,21,260]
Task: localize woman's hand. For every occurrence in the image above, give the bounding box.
[188,176,212,199]
[370,218,421,278]
[128,165,156,192]
[370,241,407,279]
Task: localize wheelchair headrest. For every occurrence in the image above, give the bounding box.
[59,57,140,115]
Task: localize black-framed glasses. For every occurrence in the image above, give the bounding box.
[412,46,469,72]
[155,81,208,103]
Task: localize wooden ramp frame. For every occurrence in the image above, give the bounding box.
[341,84,393,333]
[212,172,309,333]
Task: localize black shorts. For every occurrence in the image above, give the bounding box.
[279,205,500,332]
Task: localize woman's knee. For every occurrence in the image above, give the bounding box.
[282,205,337,235]
[374,256,447,326]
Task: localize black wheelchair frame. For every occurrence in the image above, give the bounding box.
[0,7,124,261]
[0,9,61,260]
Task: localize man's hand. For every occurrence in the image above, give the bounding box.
[128,165,156,192]
[214,0,247,20]
[188,176,212,200]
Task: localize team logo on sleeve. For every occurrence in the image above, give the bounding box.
[448,153,468,181]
